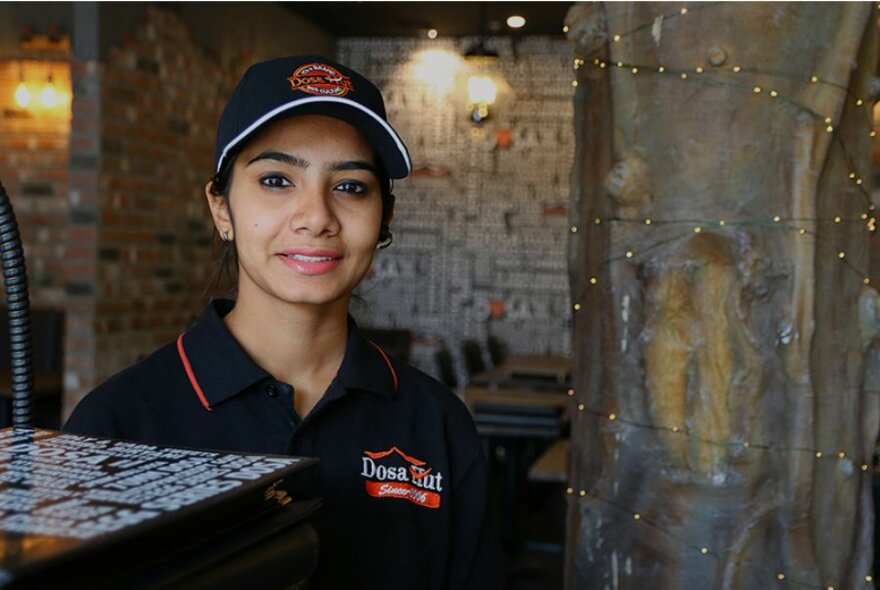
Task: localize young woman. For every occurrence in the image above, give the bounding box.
[65,55,499,589]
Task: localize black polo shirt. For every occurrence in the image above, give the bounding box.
[65,299,501,589]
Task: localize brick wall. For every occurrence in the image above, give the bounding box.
[339,38,575,382]
[0,59,71,308]
[93,9,228,382]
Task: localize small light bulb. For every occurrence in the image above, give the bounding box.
[810,75,819,83]
[824,117,832,124]
[838,252,845,259]
[573,303,582,311]
[864,278,871,286]
[753,86,762,93]
[579,489,586,496]
[681,7,688,14]
[506,15,526,29]
[672,426,680,433]
[633,513,641,520]
[816,451,823,458]
[856,178,863,185]
[600,62,606,69]
[857,99,864,106]
[590,277,598,285]
[700,547,709,555]
[773,215,781,222]
[694,226,702,233]
[866,575,873,583]
[644,218,652,225]
[14,82,31,108]
[572,80,578,87]
[834,216,842,223]
[777,573,786,581]
[593,58,600,66]
[849,172,857,179]
[563,25,569,33]
[625,251,634,258]
[680,72,688,80]
[838,451,846,458]
[567,388,575,396]
[577,403,585,411]
[743,442,751,448]
[861,213,869,220]
[566,487,573,494]
[872,131,877,138]
[571,226,578,233]
[427,28,438,39]
[632,67,639,74]
[38,82,59,108]
[594,217,601,224]
[613,34,621,42]
[827,125,834,133]
[798,228,806,235]
[732,65,741,73]
[695,66,704,73]
[658,66,666,73]
[770,90,778,97]
[608,413,617,421]
[616,62,623,68]
[719,220,726,226]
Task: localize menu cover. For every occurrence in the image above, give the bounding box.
[0,427,320,589]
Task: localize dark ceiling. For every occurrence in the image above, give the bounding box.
[283,2,575,38]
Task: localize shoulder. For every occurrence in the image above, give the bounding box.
[64,339,186,437]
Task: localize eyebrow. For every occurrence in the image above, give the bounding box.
[246,151,309,168]
[246,152,377,176]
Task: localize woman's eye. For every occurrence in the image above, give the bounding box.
[259,174,292,189]
[335,181,367,195]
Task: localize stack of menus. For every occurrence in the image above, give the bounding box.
[0,428,320,589]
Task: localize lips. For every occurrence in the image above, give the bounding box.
[278,248,343,276]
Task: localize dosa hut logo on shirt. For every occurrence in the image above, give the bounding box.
[361,447,443,509]
[287,63,354,97]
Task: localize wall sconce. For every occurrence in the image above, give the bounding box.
[7,61,71,118]
[463,40,511,124]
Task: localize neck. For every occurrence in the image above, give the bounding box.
[224,284,350,411]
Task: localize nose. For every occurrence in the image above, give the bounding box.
[290,184,339,237]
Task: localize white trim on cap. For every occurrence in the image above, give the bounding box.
[216,95,412,176]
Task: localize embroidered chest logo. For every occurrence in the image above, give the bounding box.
[287,63,354,97]
[361,447,443,509]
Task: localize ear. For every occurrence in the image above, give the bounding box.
[205,181,233,240]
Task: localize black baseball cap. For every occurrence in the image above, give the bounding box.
[214,55,411,179]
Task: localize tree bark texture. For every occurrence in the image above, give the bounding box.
[565,3,879,589]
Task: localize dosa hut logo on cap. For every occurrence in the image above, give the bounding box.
[361,447,443,509]
[287,63,355,97]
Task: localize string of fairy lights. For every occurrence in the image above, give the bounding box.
[561,3,879,588]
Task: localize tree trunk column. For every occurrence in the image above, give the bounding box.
[564,3,878,588]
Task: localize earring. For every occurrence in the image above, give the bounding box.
[222,230,231,242]
[376,230,393,250]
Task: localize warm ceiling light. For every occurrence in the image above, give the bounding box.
[506,15,526,29]
[14,82,31,108]
[427,28,438,39]
[38,78,60,108]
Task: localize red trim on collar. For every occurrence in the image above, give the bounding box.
[177,333,212,412]
[368,341,398,392]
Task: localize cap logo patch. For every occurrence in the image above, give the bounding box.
[287,63,354,97]
[360,446,443,509]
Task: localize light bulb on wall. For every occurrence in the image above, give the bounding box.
[14,81,32,108]
[463,39,512,124]
[38,76,59,108]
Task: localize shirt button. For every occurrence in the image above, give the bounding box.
[265,383,279,398]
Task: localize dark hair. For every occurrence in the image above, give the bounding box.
[207,151,395,288]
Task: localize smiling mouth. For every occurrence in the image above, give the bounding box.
[285,254,340,262]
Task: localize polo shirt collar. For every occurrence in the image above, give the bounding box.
[181,299,271,407]
[181,300,397,408]
[335,315,398,398]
